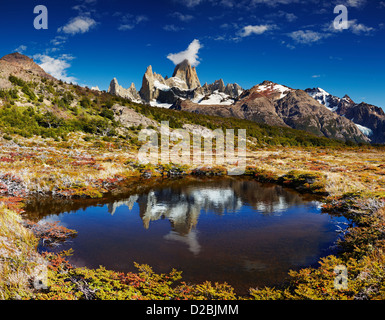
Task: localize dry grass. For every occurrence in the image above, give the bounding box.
[0,205,47,299]
[0,134,384,198]
[245,146,385,195]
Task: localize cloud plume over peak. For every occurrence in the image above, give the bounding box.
[167,39,202,67]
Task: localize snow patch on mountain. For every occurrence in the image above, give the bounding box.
[257,82,293,99]
[153,80,171,91]
[306,87,339,111]
[306,88,377,141]
[171,76,188,87]
[192,90,235,105]
[149,100,173,108]
[355,123,373,137]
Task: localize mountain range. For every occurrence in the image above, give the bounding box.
[107,59,384,144]
[305,87,385,144]
[108,59,243,108]
[0,52,383,144]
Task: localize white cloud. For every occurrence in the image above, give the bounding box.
[250,0,301,6]
[59,54,76,61]
[288,30,329,44]
[170,12,194,22]
[167,39,202,67]
[284,13,298,22]
[238,24,273,37]
[14,45,27,54]
[118,14,148,31]
[33,54,77,83]
[349,20,374,34]
[345,0,366,8]
[265,10,297,22]
[174,0,307,9]
[135,15,149,24]
[50,36,68,46]
[176,0,202,7]
[288,19,375,48]
[219,0,236,7]
[163,24,184,32]
[58,16,97,35]
[72,0,98,13]
[118,24,135,31]
[324,19,375,35]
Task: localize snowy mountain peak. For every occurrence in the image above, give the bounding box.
[316,87,330,95]
[253,81,293,100]
[342,94,354,104]
[305,88,379,140]
[305,87,340,112]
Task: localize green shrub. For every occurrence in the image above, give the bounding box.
[3,134,12,141]
[99,107,114,120]
[21,85,36,101]
[8,75,36,100]
[8,75,25,87]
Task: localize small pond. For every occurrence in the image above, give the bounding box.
[24,177,347,294]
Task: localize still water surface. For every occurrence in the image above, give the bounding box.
[24,177,346,294]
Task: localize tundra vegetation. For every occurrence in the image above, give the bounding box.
[0,76,385,299]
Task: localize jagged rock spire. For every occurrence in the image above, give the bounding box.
[108,77,140,101]
[139,65,155,102]
[172,59,201,89]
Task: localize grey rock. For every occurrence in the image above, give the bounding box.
[108,78,140,101]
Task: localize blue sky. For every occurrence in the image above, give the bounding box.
[1,0,385,108]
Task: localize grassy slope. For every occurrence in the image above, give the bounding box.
[0,75,353,148]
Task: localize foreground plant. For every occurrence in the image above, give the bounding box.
[22,220,77,247]
[35,257,238,300]
[0,206,47,299]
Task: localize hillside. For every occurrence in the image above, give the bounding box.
[0,52,354,149]
[0,53,54,89]
[306,87,385,144]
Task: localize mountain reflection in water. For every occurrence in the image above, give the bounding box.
[24,177,345,294]
[107,179,308,235]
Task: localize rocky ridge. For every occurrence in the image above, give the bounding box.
[109,59,244,108]
[104,63,373,143]
[171,83,370,143]
[108,78,140,102]
[306,87,385,143]
[0,52,54,89]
